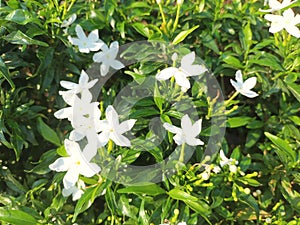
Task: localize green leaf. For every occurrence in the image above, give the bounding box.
[237,192,260,220]
[0,56,15,89]
[168,189,198,202]
[154,82,163,112]
[37,118,61,146]
[222,55,244,69]
[132,23,151,38]
[201,31,220,54]
[4,30,49,47]
[286,82,300,102]
[117,183,166,196]
[0,208,39,225]
[5,9,33,25]
[265,132,296,163]
[226,116,252,128]
[240,22,252,51]
[172,25,199,45]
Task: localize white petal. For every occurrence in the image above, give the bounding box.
[49,157,71,172]
[63,168,79,189]
[243,77,257,90]
[163,123,181,134]
[118,119,136,133]
[100,63,110,76]
[264,14,281,22]
[88,29,99,42]
[64,139,81,156]
[93,51,105,63]
[269,22,284,33]
[82,143,98,161]
[79,70,89,86]
[283,8,294,19]
[72,188,84,201]
[78,162,100,177]
[59,90,76,105]
[97,131,110,146]
[191,118,202,136]
[285,25,300,38]
[60,81,78,90]
[173,133,184,145]
[110,60,124,70]
[54,107,73,120]
[156,67,178,81]
[181,51,195,67]
[240,90,259,98]
[69,130,85,141]
[89,42,104,52]
[183,65,207,76]
[229,165,237,173]
[86,79,99,89]
[186,137,204,146]
[230,79,241,91]
[111,133,132,147]
[174,72,190,89]
[105,105,119,129]
[75,24,87,40]
[62,186,75,197]
[235,70,243,84]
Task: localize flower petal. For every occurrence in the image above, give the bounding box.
[54,107,73,120]
[183,65,207,76]
[230,79,241,92]
[285,25,300,38]
[174,72,190,89]
[163,123,181,134]
[181,51,195,67]
[110,60,125,70]
[88,29,99,42]
[75,24,87,40]
[186,137,204,146]
[119,119,136,134]
[156,67,178,81]
[243,77,257,90]
[240,90,259,98]
[69,130,85,141]
[93,51,105,63]
[79,70,89,86]
[111,132,132,147]
[60,81,78,90]
[100,63,110,76]
[49,157,71,172]
[97,131,110,146]
[63,168,79,189]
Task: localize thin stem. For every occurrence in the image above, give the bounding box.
[224,91,239,106]
[158,3,167,33]
[172,3,181,33]
[179,142,185,162]
[107,139,113,154]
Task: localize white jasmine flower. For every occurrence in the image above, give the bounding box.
[61,14,77,27]
[177,0,184,5]
[62,180,85,201]
[212,165,221,173]
[219,150,238,173]
[68,24,103,53]
[60,70,98,96]
[230,70,258,98]
[163,114,204,146]
[264,9,300,38]
[49,139,101,189]
[202,170,210,180]
[178,222,187,225]
[260,0,297,12]
[156,52,207,91]
[93,41,125,76]
[97,105,136,147]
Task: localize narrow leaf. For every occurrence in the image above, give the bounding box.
[172,25,199,45]
[37,118,61,146]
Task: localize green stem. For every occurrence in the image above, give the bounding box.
[158,3,167,33]
[172,3,181,33]
[179,143,185,162]
[107,139,113,154]
[224,91,239,106]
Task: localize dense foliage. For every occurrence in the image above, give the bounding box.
[0,0,299,224]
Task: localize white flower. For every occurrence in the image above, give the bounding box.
[60,70,98,96]
[49,139,101,189]
[260,0,297,12]
[68,24,103,53]
[93,41,125,76]
[178,222,187,225]
[219,150,238,173]
[156,52,207,91]
[264,9,300,38]
[62,180,85,201]
[61,14,77,27]
[212,165,221,174]
[177,0,184,5]
[163,114,204,146]
[202,170,210,180]
[97,105,136,147]
[156,0,162,4]
[230,70,258,98]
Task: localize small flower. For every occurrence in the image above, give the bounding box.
[264,9,300,38]
[212,165,221,173]
[219,150,238,173]
[93,41,125,76]
[260,0,297,12]
[62,180,85,201]
[156,0,162,4]
[49,139,101,189]
[60,70,98,96]
[97,105,136,147]
[68,24,103,53]
[265,218,272,223]
[230,70,258,98]
[201,170,210,180]
[163,114,204,146]
[61,14,77,27]
[178,222,187,225]
[156,52,207,91]
[177,0,184,5]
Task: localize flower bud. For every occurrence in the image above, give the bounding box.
[177,0,184,5]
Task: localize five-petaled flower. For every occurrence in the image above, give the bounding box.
[163,114,204,146]
[230,70,259,98]
[97,105,136,147]
[68,24,103,53]
[264,9,300,38]
[49,139,101,189]
[156,51,207,91]
[219,149,238,173]
[93,41,125,76]
[260,0,297,12]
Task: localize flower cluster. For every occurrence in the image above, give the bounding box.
[262,0,300,38]
[49,70,136,200]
